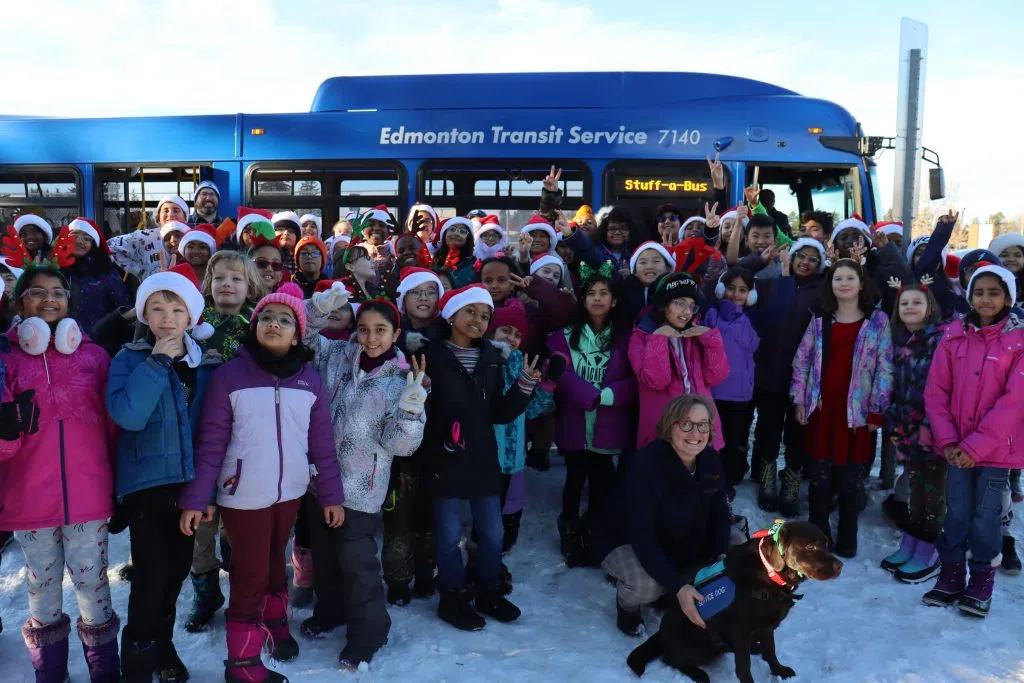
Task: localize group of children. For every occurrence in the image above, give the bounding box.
[0,167,1022,682]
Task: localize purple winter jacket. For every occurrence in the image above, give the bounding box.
[547,327,637,452]
[704,300,760,402]
[179,349,344,512]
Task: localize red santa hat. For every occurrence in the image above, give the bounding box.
[271,211,302,229]
[875,221,904,238]
[988,233,1024,259]
[789,237,828,273]
[14,214,54,242]
[67,217,109,254]
[520,215,558,246]
[236,207,275,241]
[830,215,872,245]
[396,266,444,311]
[177,224,218,256]
[298,214,322,232]
[364,204,396,229]
[154,195,189,222]
[159,220,190,240]
[529,253,570,286]
[135,263,214,340]
[439,283,493,321]
[944,253,962,281]
[409,203,439,228]
[677,216,706,242]
[629,241,676,273]
[719,207,750,229]
[474,214,504,241]
[438,216,475,244]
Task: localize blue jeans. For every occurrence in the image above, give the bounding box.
[938,466,1008,568]
[435,496,503,592]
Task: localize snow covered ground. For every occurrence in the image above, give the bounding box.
[3,458,1024,682]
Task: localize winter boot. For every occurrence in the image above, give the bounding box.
[475,586,521,623]
[338,644,377,672]
[412,567,436,599]
[386,582,412,606]
[119,637,161,683]
[758,460,779,512]
[923,560,967,606]
[22,614,71,683]
[156,613,188,682]
[289,546,315,609]
[497,563,514,596]
[895,542,940,584]
[557,515,588,568]
[77,615,120,683]
[185,568,225,633]
[616,601,644,637]
[225,620,288,683]
[1000,536,1021,576]
[299,611,345,640]
[778,467,802,518]
[260,592,298,662]
[1011,469,1023,503]
[958,564,997,617]
[437,587,485,632]
[880,534,918,573]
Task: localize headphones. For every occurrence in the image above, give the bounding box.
[714,273,758,307]
[17,317,82,356]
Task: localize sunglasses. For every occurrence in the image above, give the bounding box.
[254,258,284,272]
[657,214,680,223]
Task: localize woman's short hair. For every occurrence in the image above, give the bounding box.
[656,394,715,441]
[202,250,267,307]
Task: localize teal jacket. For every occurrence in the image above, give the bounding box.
[106,340,220,500]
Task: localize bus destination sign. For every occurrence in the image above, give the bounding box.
[615,176,710,196]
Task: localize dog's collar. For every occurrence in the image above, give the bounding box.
[758,538,790,587]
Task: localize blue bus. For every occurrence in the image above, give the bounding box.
[0,72,886,237]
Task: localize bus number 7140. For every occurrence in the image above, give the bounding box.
[658,129,701,146]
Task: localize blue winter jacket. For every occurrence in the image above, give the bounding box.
[106,340,218,500]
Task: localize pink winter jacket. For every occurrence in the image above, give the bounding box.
[924,313,1024,468]
[0,328,117,530]
[628,318,729,450]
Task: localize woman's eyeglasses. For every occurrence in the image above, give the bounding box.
[676,420,711,434]
[254,258,284,272]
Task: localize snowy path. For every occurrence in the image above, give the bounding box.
[2,459,1024,682]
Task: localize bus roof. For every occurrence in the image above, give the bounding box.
[309,72,800,112]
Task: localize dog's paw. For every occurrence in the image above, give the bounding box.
[770,664,797,679]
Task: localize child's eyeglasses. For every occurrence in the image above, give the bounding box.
[256,312,295,328]
[21,287,70,302]
[254,258,284,272]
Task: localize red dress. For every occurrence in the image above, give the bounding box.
[805,319,873,465]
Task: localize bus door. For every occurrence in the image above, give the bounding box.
[247,162,406,236]
[0,165,82,229]
[603,160,726,240]
[97,165,210,236]
[416,160,589,232]
[745,164,863,235]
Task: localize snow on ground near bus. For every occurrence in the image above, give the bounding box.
[3,461,1024,682]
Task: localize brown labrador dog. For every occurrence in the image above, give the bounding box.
[627,521,842,683]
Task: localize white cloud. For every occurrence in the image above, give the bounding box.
[1,0,1018,218]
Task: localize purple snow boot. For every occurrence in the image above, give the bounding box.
[77,614,121,683]
[225,619,288,683]
[895,541,940,584]
[958,564,997,617]
[922,559,967,606]
[880,533,918,573]
[22,613,71,683]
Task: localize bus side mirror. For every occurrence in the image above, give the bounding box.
[929,167,946,201]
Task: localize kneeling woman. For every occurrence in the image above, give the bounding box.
[590,394,731,637]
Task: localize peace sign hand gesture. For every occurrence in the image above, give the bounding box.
[398,355,429,415]
[744,184,760,207]
[937,209,960,228]
[523,354,543,382]
[706,153,725,189]
[543,165,563,193]
[704,202,720,230]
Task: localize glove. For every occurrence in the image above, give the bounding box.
[599,387,615,407]
[311,282,351,315]
[544,353,567,382]
[398,370,428,415]
[0,390,40,441]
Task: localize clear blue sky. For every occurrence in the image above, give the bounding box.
[1,0,1019,220]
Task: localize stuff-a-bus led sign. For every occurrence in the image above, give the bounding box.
[616,176,710,196]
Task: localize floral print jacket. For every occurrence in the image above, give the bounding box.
[883,323,946,460]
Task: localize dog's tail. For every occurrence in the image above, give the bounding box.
[626,631,661,677]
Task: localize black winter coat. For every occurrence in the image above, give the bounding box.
[590,440,731,596]
[408,328,533,499]
[752,273,824,393]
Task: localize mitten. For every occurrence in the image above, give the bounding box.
[311,281,351,315]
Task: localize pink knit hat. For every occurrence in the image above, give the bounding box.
[251,282,308,337]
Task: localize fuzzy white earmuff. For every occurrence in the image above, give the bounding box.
[714,277,758,307]
[18,317,82,356]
